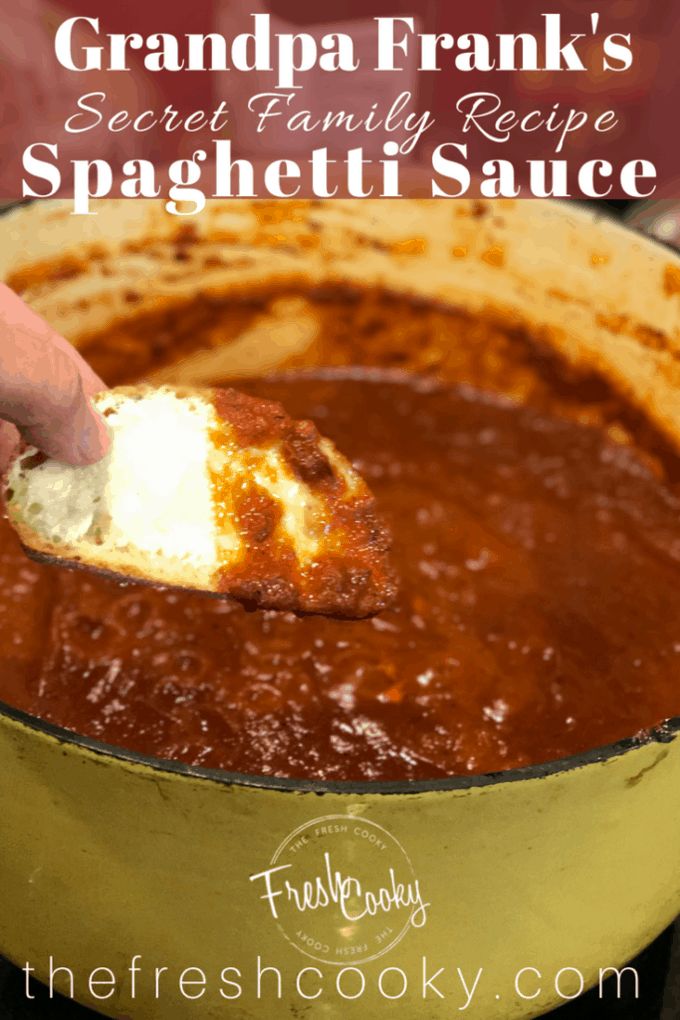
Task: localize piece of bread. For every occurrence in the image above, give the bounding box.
[3,385,397,618]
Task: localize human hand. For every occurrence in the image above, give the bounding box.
[0,284,109,474]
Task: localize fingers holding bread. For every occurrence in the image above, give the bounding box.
[3,384,397,618]
[0,283,109,468]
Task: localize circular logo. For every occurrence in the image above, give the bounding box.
[249,814,428,966]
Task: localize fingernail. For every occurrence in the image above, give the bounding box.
[73,401,110,466]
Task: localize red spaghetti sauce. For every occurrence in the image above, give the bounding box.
[2,369,680,780]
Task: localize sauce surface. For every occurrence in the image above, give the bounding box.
[2,369,680,781]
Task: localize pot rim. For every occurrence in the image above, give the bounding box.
[1,695,677,795]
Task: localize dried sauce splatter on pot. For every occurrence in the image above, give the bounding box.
[2,369,680,781]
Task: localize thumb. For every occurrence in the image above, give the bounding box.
[19,362,110,466]
[0,285,109,466]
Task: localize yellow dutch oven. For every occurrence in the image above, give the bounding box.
[1,198,680,1019]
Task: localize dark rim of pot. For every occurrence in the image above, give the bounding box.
[1,695,679,795]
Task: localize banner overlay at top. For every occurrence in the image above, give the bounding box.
[1,0,677,210]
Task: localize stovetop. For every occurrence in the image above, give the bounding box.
[2,925,680,1018]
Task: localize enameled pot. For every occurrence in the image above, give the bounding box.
[1,198,680,1019]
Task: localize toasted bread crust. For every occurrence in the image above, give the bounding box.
[18,544,222,598]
